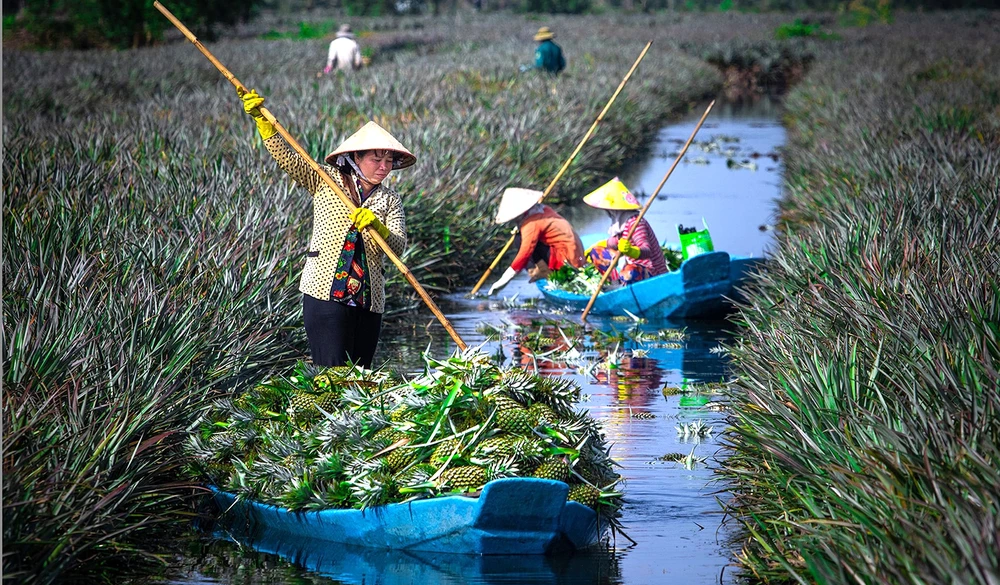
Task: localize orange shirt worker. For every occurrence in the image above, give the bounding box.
[487,188,585,296]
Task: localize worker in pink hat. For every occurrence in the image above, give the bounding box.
[487,187,584,296]
[583,177,667,285]
[240,89,415,368]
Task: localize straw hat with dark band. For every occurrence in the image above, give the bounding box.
[324,121,416,169]
[533,27,555,41]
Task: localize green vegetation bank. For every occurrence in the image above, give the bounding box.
[3,11,727,583]
[721,10,1000,584]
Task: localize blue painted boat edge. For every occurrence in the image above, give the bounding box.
[209,477,599,555]
[537,251,757,318]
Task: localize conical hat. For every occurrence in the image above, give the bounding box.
[324,121,416,169]
[495,187,543,224]
[582,177,640,210]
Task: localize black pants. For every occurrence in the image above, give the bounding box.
[302,294,383,368]
[514,235,551,265]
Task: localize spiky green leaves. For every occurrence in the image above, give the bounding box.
[188,350,621,513]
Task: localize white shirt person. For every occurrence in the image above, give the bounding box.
[325,24,363,73]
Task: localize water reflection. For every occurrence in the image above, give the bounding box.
[209,522,623,585]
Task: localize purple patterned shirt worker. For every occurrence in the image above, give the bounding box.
[583,177,668,285]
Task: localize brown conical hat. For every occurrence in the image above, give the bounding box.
[324,121,416,169]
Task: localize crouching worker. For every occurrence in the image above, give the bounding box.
[583,177,667,285]
[487,187,585,296]
[240,89,415,368]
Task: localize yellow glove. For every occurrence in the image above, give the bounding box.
[239,88,277,140]
[350,207,390,239]
[618,237,641,259]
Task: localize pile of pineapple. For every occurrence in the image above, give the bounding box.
[187,349,622,517]
[543,246,684,295]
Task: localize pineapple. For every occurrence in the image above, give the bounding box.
[496,406,538,435]
[288,391,320,424]
[528,402,559,425]
[451,412,481,433]
[370,426,404,446]
[437,465,488,490]
[474,435,517,458]
[531,457,570,483]
[490,394,526,412]
[311,371,338,392]
[315,392,339,414]
[567,483,601,509]
[390,404,416,422]
[431,438,462,463]
[384,446,417,471]
[476,435,545,463]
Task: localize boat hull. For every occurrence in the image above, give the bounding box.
[211,477,599,555]
[537,251,764,320]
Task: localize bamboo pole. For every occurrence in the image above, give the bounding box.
[469,40,653,296]
[154,1,468,350]
[581,100,716,322]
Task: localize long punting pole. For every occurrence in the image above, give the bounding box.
[154,1,468,350]
[581,100,716,322]
[469,40,653,296]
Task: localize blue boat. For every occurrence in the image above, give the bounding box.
[537,251,764,320]
[209,512,615,585]
[210,477,601,556]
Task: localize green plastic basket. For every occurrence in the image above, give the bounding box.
[678,221,714,260]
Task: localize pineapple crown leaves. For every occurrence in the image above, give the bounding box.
[484,455,520,480]
[305,480,354,510]
[396,464,438,498]
[279,475,320,511]
[258,435,305,462]
[225,458,254,493]
[495,368,539,404]
[313,451,344,480]
[343,452,389,479]
[185,432,216,461]
[307,412,365,453]
[533,376,581,412]
[349,472,402,509]
[253,457,296,486]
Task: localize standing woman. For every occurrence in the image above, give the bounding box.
[583,177,667,285]
[240,89,415,368]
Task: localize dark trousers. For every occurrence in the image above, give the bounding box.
[302,294,383,368]
[514,234,551,266]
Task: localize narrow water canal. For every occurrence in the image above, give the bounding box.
[163,97,784,585]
